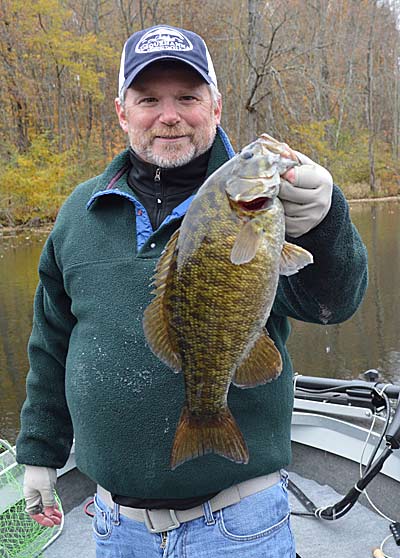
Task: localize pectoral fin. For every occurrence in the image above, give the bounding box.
[233,331,282,388]
[143,229,181,372]
[279,242,313,276]
[230,220,263,265]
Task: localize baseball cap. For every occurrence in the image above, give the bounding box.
[118,25,218,97]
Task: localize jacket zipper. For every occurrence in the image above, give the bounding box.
[160,531,168,549]
[154,167,162,228]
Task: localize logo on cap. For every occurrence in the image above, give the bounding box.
[135,26,193,53]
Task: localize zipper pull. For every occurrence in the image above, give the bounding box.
[155,168,161,182]
[160,531,168,549]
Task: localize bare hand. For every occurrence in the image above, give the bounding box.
[30,504,62,527]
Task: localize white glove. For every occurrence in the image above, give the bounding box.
[279,151,333,238]
[23,465,62,526]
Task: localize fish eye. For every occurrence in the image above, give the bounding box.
[241,150,254,160]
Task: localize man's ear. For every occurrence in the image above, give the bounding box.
[115,98,129,133]
[214,97,222,126]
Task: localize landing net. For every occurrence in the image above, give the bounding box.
[0,439,63,558]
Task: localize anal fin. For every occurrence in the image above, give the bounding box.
[233,331,282,388]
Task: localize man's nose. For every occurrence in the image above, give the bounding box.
[158,100,181,125]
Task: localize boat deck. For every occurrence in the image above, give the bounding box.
[42,472,398,558]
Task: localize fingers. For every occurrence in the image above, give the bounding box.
[280,145,298,162]
[260,133,299,162]
[282,199,321,217]
[281,165,333,193]
[279,179,327,204]
[23,465,59,523]
[30,505,62,527]
[278,165,333,237]
[281,168,295,183]
[293,164,333,190]
[25,488,56,510]
[40,488,57,509]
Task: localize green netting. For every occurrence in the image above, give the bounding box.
[0,440,63,558]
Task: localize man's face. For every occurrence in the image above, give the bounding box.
[115,62,222,168]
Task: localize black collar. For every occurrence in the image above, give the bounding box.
[128,148,210,199]
[127,148,210,230]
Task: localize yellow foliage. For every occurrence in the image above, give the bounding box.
[1,0,399,224]
[0,134,105,225]
[288,121,400,197]
[289,120,335,167]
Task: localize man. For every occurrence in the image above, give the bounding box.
[16,25,368,557]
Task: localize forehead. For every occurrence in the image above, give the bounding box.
[130,61,208,93]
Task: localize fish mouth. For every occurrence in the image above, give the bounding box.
[236,196,274,211]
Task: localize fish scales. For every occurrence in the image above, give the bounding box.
[143,135,314,469]
[169,192,284,411]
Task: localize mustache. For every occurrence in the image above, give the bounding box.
[149,127,194,139]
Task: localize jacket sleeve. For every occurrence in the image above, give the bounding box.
[16,236,76,468]
[273,185,368,324]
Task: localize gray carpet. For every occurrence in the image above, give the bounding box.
[289,473,397,558]
[42,474,398,558]
[43,498,95,558]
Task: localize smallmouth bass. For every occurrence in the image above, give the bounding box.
[143,134,313,469]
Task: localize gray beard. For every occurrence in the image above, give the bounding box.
[131,128,216,169]
[144,144,197,168]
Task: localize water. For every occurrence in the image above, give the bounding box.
[287,201,400,382]
[1,201,399,443]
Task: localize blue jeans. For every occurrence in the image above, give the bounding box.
[93,472,295,557]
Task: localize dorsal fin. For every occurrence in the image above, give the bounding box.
[143,229,181,372]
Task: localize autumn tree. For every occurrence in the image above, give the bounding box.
[0,0,399,225]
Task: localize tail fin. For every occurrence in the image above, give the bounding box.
[170,406,249,470]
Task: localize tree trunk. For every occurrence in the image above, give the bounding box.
[393,26,400,161]
[246,0,260,143]
[366,1,377,193]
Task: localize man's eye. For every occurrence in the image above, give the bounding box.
[180,96,197,102]
[139,97,157,104]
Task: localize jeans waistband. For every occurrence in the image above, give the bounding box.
[97,470,281,533]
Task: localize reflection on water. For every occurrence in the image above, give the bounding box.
[288,201,400,382]
[0,201,399,443]
[0,230,49,442]
[0,232,46,441]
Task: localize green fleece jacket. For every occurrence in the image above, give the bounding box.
[16,131,368,499]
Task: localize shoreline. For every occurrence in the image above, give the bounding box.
[1,196,399,235]
[348,195,400,204]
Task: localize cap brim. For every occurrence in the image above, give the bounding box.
[121,56,213,94]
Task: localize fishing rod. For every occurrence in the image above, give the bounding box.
[294,371,400,407]
[290,372,400,533]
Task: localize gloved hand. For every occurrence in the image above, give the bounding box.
[23,465,62,527]
[261,134,333,237]
[279,150,333,238]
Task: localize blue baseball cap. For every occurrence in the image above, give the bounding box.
[118,25,218,97]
